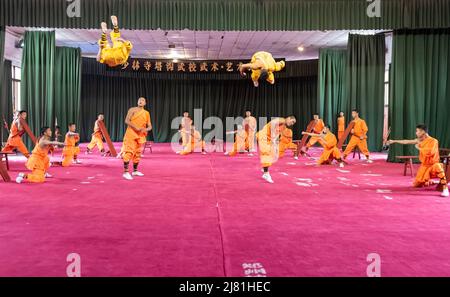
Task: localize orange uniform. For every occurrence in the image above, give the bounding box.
[62,133,80,167]
[337,116,345,140]
[24,142,50,183]
[256,118,286,167]
[98,30,133,67]
[414,136,447,188]
[306,119,325,148]
[278,128,297,158]
[317,132,342,165]
[1,120,30,157]
[87,120,104,152]
[180,130,205,155]
[123,109,151,163]
[229,129,248,157]
[244,116,257,151]
[343,118,370,158]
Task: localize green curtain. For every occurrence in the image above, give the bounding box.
[21,31,55,148]
[80,74,317,143]
[1,60,13,143]
[54,46,82,134]
[318,49,348,133]
[1,0,450,31]
[347,34,385,151]
[388,29,450,162]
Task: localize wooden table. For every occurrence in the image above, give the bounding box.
[395,156,419,177]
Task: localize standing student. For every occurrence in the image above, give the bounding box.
[337,112,345,141]
[1,110,30,158]
[86,114,105,154]
[243,111,257,155]
[305,113,325,151]
[61,123,81,167]
[343,109,372,163]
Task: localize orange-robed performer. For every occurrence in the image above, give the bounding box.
[387,124,449,197]
[302,125,345,168]
[278,127,299,160]
[180,126,206,155]
[1,110,30,158]
[337,111,345,141]
[305,113,325,150]
[86,114,105,154]
[256,116,296,183]
[243,111,257,154]
[122,97,152,180]
[61,123,81,167]
[179,112,193,152]
[343,109,373,163]
[16,127,64,184]
[225,125,248,156]
[97,16,133,67]
[239,51,286,87]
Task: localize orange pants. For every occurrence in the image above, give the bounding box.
[306,136,320,148]
[343,136,370,158]
[87,134,104,152]
[123,137,143,164]
[318,147,342,165]
[414,163,448,188]
[279,142,297,158]
[25,156,50,183]
[338,131,345,141]
[180,141,205,155]
[62,146,80,167]
[246,131,256,151]
[258,139,278,168]
[2,137,30,157]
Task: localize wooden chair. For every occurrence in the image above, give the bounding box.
[341,144,361,159]
[439,148,450,179]
[0,147,12,182]
[143,141,153,154]
[395,156,419,177]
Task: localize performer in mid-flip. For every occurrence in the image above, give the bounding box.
[239,51,285,87]
[257,116,296,183]
[97,15,133,67]
[86,113,105,155]
[1,110,30,158]
[16,127,65,184]
[302,125,345,168]
[387,124,449,197]
[122,97,152,180]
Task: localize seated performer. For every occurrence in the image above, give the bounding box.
[122,97,152,180]
[304,113,325,151]
[257,116,296,183]
[387,124,449,197]
[302,125,345,168]
[337,112,345,141]
[180,126,206,156]
[243,111,257,155]
[343,109,373,163]
[86,114,105,154]
[278,127,299,160]
[16,127,64,184]
[225,125,248,156]
[1,110,30,158]
[178,112,193,153]
[239,51,285,87]
[97,15,133,67]
[61,123,81,167]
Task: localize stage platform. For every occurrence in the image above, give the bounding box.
[1,143,449,276]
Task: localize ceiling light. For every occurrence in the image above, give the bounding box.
[298,46,305,52]
[173,59,179,63]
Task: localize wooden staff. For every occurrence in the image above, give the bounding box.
[296,120,317,156]
[0,157,11,182]
[19,118,37,145]
[97,120,117,157]
[337,121,356,150]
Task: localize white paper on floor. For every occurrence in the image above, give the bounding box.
[280,172,289,176]
[296,182,311,187]
[384,196,393,200]
[361,174,382,177]
[87,177,95,179]
[336,169,350,173]
[287,162,296,165]
[337,177,350,181]
[376,189,392,194]
[297,178,313,182]
[81,182,91,184]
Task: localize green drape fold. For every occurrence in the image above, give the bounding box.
[1,60,13,143]
[55,47,82,134]
[388,29,450,162]
[346,34,386,151]
[20,31,55,148]
[318,49,347,133]
[80,74,317,143]
[1,0,450,31]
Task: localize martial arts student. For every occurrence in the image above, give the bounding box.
[243,111,257,155]
[16,127,64,183]
[387,124,449,197]
[337,111,345,141]
[302,125,345,168]
[225,125,247,156]
[97,15,133,67]
[122,97,152,180]
[278,127,299,160]
[61,123,81,167]
[257,116,296,183]
[239,51,285,87]
[343,109,373,163]
[86,114,105,154]
[180,126,206,156]
[1,110,30,158]
[304,113,325,151]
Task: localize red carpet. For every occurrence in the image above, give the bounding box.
[1,143,449,276]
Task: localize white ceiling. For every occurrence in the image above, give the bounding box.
[4,27,384,65]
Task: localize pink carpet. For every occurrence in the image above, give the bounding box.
[1,143,450,277]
